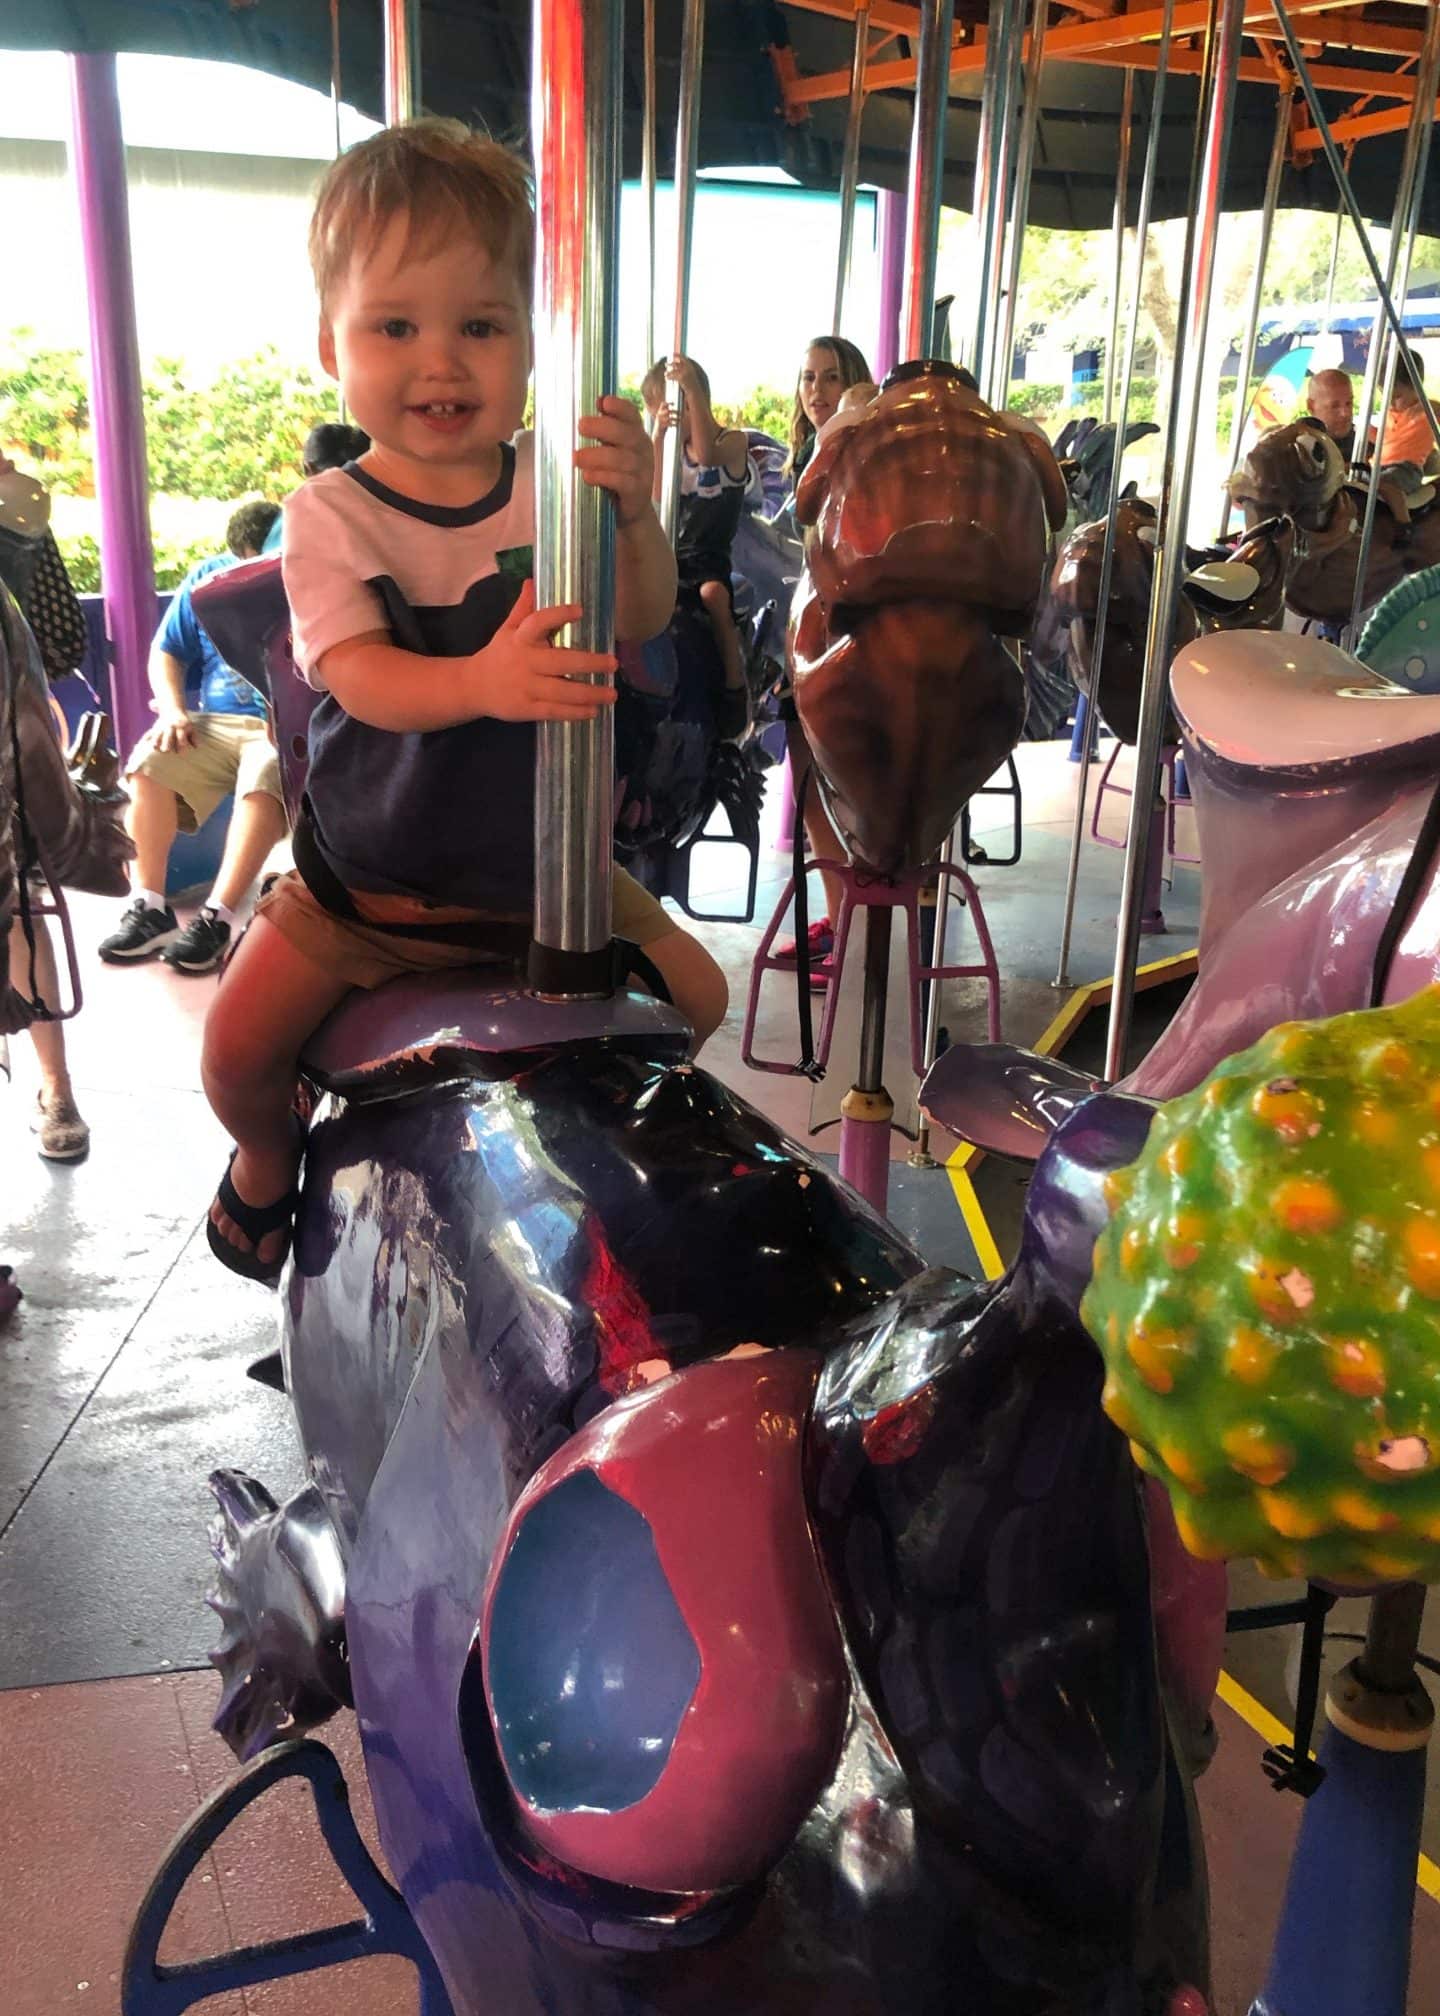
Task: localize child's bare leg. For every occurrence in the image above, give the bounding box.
[644,928,728,1053]
[698,579,748,725]
[201,915,351,1266]
[784,718,846,925]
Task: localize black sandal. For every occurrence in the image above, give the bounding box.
[206,1153,301,1286]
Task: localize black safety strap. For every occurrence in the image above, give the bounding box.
[5,681,51,1021]
[1371,774,1440,1008]
[790,762,823,1080]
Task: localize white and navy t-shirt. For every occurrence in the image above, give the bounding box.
[281,435,536,917]
[673,447,757,592]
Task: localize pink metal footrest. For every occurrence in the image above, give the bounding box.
[1091,743,1200,869]
[741,857,1001,1078]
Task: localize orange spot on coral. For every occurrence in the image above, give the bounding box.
[1403,1217,1440,1299]
[1324,1336,1387,1400]
[1125,1317,1193,1395]
[1221,1422,1294,1486]
[1225,1325,1279,1386]
[1257,1490,1328,1540]
[1271,1176,1342,1236]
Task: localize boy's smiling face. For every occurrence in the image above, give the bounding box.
[319,211,531,502]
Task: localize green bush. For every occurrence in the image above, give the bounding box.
[54,527,217,595]
[1,328,341,509]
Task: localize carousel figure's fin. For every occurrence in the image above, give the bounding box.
[208,1469,352,1761]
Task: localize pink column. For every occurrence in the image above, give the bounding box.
[67,54,154,761]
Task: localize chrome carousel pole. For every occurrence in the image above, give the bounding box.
[528,0,623,994]
[658,0,705,547]
[1103,70,1135,426]
[967,0,1028,396]
[1269,4,1440,505]
[911,0,1015,1169]
[382,0,421,123]
[1052,0,1177,993]
[1320,193,1344,341]
[1345,6,1440,642]
[1219,81,1291,536]
[844,0,953,1205]
[1104,0,1247,1082]
[993,0,1049,409]
[832,4,871,337]
[642,0,658,374]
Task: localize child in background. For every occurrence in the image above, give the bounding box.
[201,118,726,1283]
[643,355,752,742]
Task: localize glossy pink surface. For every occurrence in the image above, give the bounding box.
[1172,627,1440,772]
[1130,630,1440,1102]
[481,1349,849,1895]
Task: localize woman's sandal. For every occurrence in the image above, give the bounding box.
[206,1153,301,1287]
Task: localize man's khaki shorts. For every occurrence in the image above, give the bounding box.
[254,864,676,992]
[126,713,283,833]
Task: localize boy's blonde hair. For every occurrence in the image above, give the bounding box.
[309,117,534,311]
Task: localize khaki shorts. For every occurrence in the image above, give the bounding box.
[254,864,676,991]
[126,714,283,833]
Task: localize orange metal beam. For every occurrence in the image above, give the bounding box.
[1293,92,1440,152]
[779,0,1408,107]
[1064,44,1417,100]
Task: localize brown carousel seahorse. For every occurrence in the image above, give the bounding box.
[1040,496,1291,743]
[1228,417,1440,626]
[787,359,1068,872]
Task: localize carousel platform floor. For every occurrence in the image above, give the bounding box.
[2,739,1436,2013]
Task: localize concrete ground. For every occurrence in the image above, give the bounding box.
[2,739,1435,2012]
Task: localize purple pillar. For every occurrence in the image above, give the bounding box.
[874,187,905,380]
[68,54,154,762]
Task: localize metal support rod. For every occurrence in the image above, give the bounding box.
[965,2,1006,378]
[874,188,907,380]
[1270,2,1440,473]
[1348,187,1433,644]
[1103,70,1135,427]
[1104,0,1246,1082]
[659,0,704,546]
[382,0,421,124]
[832,4,871,336]
[1219,82,1291,535]
[899,0,957,365]
[329,0,343,158]
[642,0,657,374]
[971,0,1028,401]
[66,53,155,766]
[1320,191,1344,339]
[1053,6,1177,992]
[993,0,1050,410]
[912,0,1013,1162]
[1346,11,1440,641]
[1359,1583,1428,1697]
[857,907,895,1094]
[529,0,622,975]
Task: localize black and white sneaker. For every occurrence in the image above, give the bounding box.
[98,897,181,963]
[161,906,232,975]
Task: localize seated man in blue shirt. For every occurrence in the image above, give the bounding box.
[100,500,287,975]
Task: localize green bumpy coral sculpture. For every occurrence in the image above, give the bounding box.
[1083,985,1440,1585]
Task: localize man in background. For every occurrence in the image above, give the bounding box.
[1306,367,1355,463]
[99,500,286,976]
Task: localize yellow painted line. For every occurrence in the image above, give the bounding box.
[940,948,1201,1283]
[946,1157,1005,1281]
[1216,1668,1440,1905]
[1215,1668,1291,1750]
